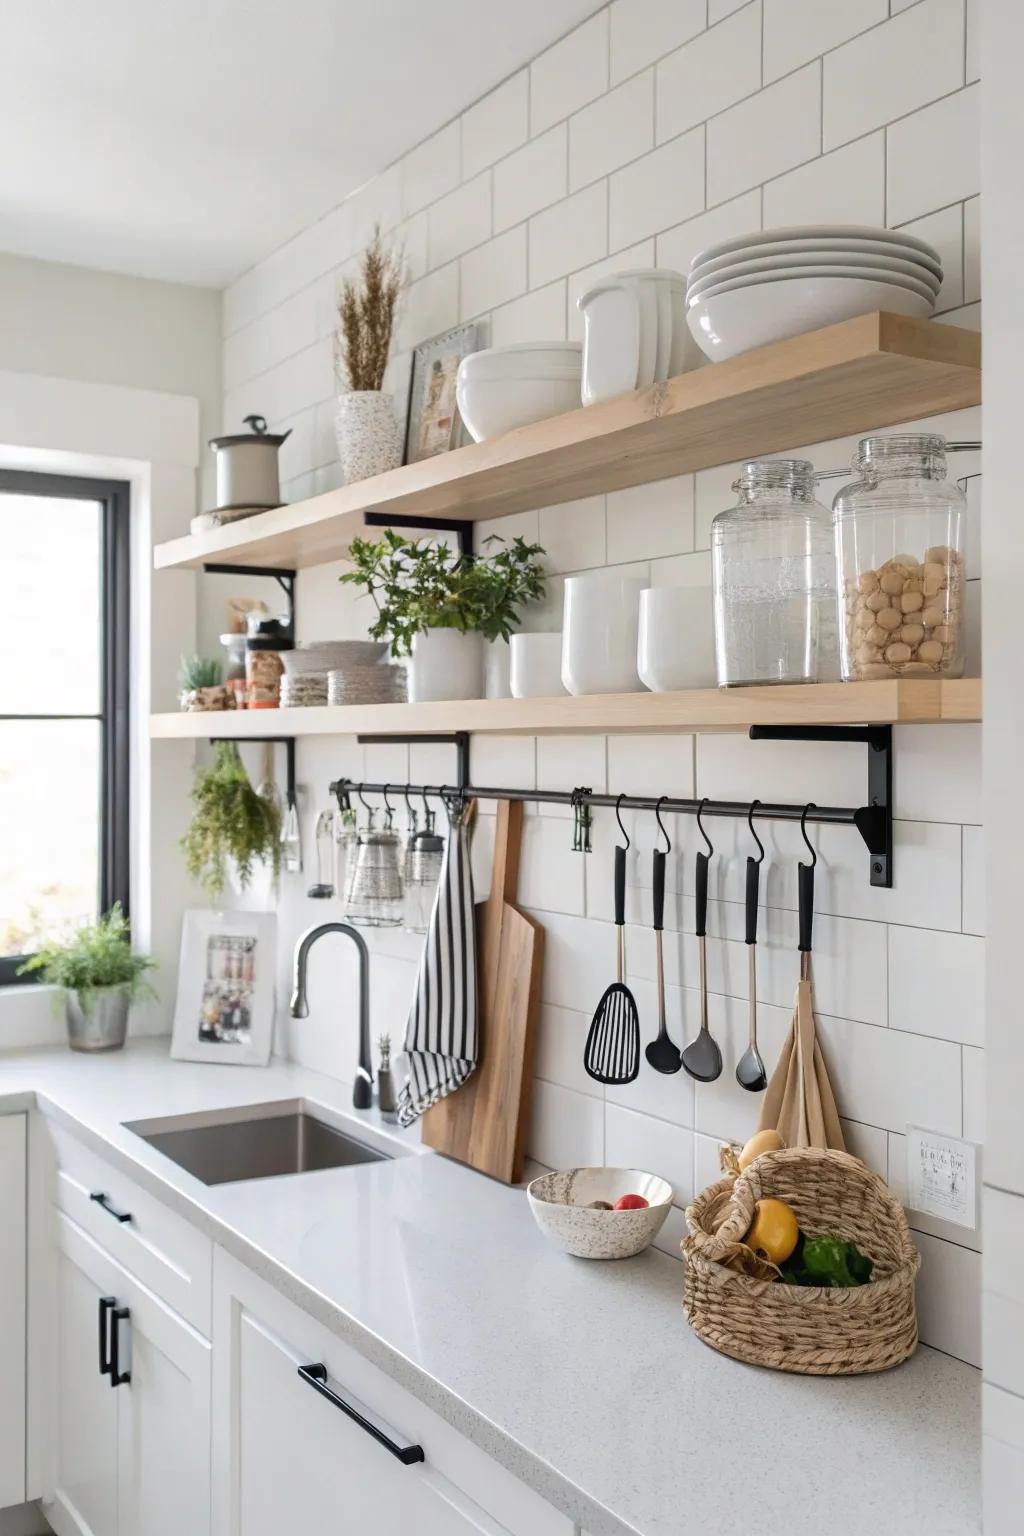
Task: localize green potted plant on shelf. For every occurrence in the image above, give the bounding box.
[179,654,228,712]
[182,742,282,901]
[340,530,546,701]
[18,904,156,1053]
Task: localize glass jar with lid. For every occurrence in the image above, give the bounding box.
[711,459,837,688]
[833,434,966,682]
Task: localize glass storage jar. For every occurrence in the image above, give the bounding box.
[711,459,837,687]
[833,434,966,681]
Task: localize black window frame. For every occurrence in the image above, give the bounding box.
[0,468,131,985]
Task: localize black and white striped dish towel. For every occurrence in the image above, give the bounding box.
[396,797,478,1127]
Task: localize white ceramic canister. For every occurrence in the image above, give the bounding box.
[562,573,645,695]
[408,629,485,703]
[209,414,292,509]
[637,587,716,692]
[578,279,640,406]
[509,633,567,698]
[335,391,403,484]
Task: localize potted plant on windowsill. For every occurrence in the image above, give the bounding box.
[340,530,547,702]
[18,904,156,1053]
[334,228,406,484]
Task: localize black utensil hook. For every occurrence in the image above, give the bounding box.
[696,798,714,858]
[798,802,816,959]
[654,796,671,853]
[615,793,630,850]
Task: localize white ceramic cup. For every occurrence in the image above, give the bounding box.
[579,280,640,405]
[509,633,567,698]
[562,574,645,695]
[637,586,716,692]
[484,638,512,699]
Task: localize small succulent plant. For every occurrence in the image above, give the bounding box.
[179,654,222,691]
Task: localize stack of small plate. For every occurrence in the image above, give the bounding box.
[685,224,943,362]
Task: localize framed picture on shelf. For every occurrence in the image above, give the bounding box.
[170,909,276,1066]
[404,322,482,464]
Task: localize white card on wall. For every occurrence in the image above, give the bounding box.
[905,1126,979,1231]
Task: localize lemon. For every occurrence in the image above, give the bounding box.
[745,1198,799,1264]
[737,1129,785,1171]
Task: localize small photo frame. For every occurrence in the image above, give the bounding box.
[404,322,482,464]
[171,909,276,1067]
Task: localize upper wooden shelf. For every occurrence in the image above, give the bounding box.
[154,312,980,573]
[149,678,981,739]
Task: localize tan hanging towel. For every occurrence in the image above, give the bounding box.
[757,957,846,1151]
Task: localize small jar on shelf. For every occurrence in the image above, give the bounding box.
[833,434,966,682]
[711,459,837,688]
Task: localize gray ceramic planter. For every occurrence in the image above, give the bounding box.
[66,988,129,1053]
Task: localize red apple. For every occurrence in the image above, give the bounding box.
[613,1193,649,1211]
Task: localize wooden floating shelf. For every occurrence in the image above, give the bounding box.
[154,313,980,573]
[150,678,981,740]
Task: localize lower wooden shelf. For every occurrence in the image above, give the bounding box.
[149,678,981,739]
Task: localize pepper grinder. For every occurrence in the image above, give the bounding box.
[376,1033,396,1120]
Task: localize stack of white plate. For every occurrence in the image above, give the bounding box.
[685,224,943,362]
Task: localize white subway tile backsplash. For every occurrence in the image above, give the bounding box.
[529,181,608,288]
[518,813,585,914]
[887,84,980,226]
[469,734,536,790]
[607,733,695,801]
[536,734,608,815]
[535,1002,603,1098]
[764,0,887,85]
[606,475,694,563]
[609,127,705,250]
[963,1044,984,1142]
[570,71,654,192]
[610,0,706,86]
[962,825,984,935]
[915,1231,982,1364]
[530,1079,604,1168]
[530,12,609,136]
[538,495,607,573]
[816,1015,963,1134]
[656,3,762,144]
[823,0,965,150]
[707,62,821,206]
[891,725,982,825]
[763,132,885,229]
[461,71,528,180]
[428,173,492,271]
[966,0,979,84]
[494,125,568,235]
[490,281,568,346]
[984,1189,1024,1396]
[395,261,460,354]
[605,1102,695,1206]
[656,190,762,275]
[460,225,528,319]
[888,1130,982,1251]
[401,122,461,216]
[984,1387,1024,1536]
[888,924,985,1046]
[964,196,981,303]
[708,0,748,19]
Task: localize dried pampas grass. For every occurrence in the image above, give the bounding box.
[335,227,405,392]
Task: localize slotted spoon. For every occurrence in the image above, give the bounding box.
[584,843,640,1085]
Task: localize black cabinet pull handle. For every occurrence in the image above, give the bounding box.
[109,1305,130,1387]
[98,1296,115,1377]
[90,1191,132,1224]
[297,1364,424,1465]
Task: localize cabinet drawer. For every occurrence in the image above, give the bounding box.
[214,1248,574,1536]
[49,1122,212,1336]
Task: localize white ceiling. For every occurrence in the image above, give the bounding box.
[1,0,603,289]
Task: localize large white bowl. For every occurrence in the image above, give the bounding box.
[527,1167,673,1259]
[456,369,582,441]
[691,221,943,270]
[688,275,934,362]
[459,341,582,382]
[689,262,937,306]
[688,248,941,298]
[689,235,942,285]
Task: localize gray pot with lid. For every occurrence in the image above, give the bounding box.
[209,414,292,511]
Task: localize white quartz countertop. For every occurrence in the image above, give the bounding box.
[0,1040,979,1536]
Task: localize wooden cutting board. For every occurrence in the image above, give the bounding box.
[421,799,543,1183]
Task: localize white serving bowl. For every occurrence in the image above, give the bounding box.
[527,1167,673,1259]
[687,249,941,299]
[457,372,582,442]
[458,341,583,381]
[689,235,942,285]
[691,221,943,270]
[689,262,937,306]
[688,275,934,362]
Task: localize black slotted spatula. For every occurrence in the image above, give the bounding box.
[584,843,640,1085]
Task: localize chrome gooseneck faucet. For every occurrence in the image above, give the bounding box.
[290,923,374,1110]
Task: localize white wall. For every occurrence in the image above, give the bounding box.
[218,0,983,1368]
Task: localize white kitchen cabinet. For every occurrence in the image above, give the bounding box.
[213,1248,574,1536]
[0,1114,27,1511]
[45,1212,210,1536]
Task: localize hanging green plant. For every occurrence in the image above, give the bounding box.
[182,742,282,902]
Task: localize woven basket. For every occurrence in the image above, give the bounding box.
[683,1147,921,1376]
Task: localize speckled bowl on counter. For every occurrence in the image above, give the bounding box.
[527,1167,673,1259]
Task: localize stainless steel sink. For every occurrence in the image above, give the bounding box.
[124,1100,389,1186]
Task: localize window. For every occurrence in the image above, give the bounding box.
[0,469,130,983]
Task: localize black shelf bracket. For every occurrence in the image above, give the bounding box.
[212,734,296,809]
[361,512,474,559]
[748,724,893,887]
[202,562,297,644]
[355,731,469,791]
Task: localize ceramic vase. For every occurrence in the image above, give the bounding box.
[335,392,402,484]
[408,629,484,703]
